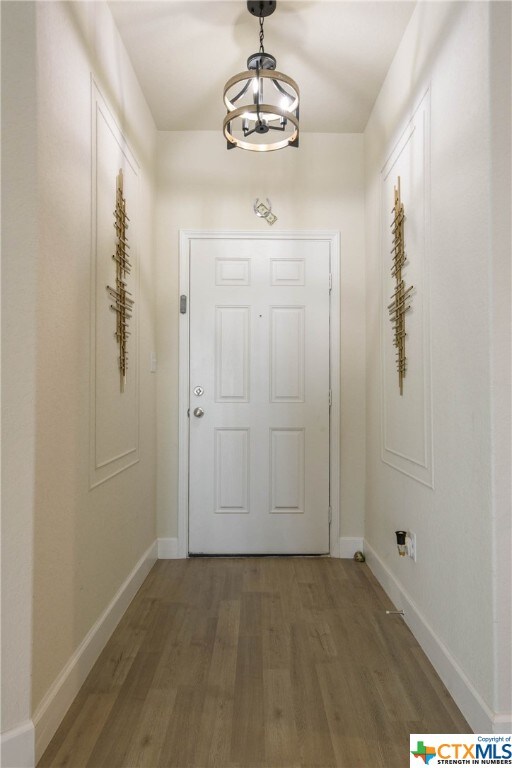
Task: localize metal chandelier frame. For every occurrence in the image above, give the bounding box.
[223,0,300,151]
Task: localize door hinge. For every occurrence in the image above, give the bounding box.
[180,295,187,314]
[328,507,332,524]
[328,389,332,407]
[329,273,332,292]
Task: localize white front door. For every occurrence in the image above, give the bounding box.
[188,236,331,554]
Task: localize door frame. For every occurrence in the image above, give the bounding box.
[178,229,341,558]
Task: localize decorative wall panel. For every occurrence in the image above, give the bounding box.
[270,429,305,513]
[90,82,140,488]
[215,306,250,401]
[270,306,305,402]
[214,429,249,513]
[380,90,433,486]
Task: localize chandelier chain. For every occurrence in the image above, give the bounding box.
[259,14,265,53]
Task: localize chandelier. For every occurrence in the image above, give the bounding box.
[223,0,300,152]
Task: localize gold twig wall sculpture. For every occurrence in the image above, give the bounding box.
[388,177,413,395]
[107,169,134,392]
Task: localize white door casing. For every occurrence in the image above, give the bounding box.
[178,231,340,557]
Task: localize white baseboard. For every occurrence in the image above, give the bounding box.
[339,537,364,559]
[33,540,157,763]
[1,720,35,768]
[493,713,512,733]
[364,540,510,734]
[157,537,179,559]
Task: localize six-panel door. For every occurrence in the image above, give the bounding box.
[188,237,331,554]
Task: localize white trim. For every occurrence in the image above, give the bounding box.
[379,88,433,489]
[339,537,364,559]
[179,230,341,558]
[328,232,341,557]
[492,713,512,733]
[33,541,157,762]
[364,540,510,734]
[178,230,191,558]
[1,720,35,768]
[89,78,141,490]
[157,537,179,559]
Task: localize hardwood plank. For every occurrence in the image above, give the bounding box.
[148,604,191,690]
[195,599,240,767]
[83,603,153,695]
[402,644,471,731]
[122,688,177,768]
[290,622,337,767]
[157,684,206,767]
[239,591,264,637]
[85,650,161,767]
[262,591,291,671]
[275,560,304,627]
[154,612,217,688]
[231,634,265,766]
[38,558,471,768]
[305,617,338,662]
[263,668,300,768]
[220,559,245,601]
[37,694,116,768]
[316,660,388,767]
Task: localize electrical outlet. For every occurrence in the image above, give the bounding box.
[406,532,417,561]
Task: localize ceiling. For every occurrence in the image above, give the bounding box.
[109,0,415,133]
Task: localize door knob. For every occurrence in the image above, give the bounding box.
[193,407,205,418]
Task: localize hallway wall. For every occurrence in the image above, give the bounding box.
[154,130,366,551]
[364,0,511,731]
[1,5,39,762]
[31,0,158,718]
[2,1,158,761]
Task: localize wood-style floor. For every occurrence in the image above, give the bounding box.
[39,557,470,768]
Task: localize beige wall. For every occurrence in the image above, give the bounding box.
[364,1,511,729]
[155,130,366,545]
[30,0,157,713]
[488,2,512,722]
[3,0,158,720]
[1,3,38,751]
